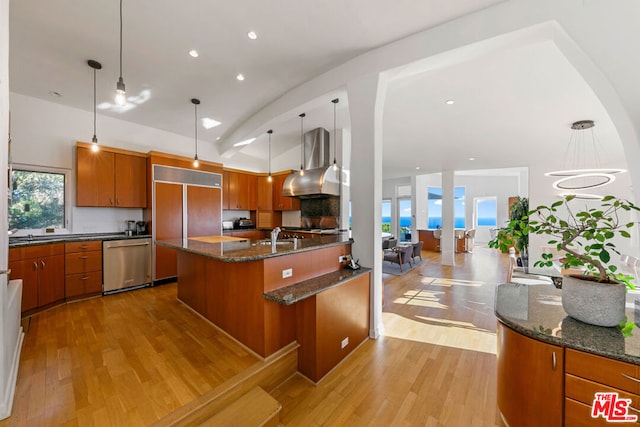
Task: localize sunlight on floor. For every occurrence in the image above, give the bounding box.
[382,312,497,355]
[419,276,485,287]
[393,289,448,309]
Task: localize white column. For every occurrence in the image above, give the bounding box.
[441,170,455,266]
[347,72,387,339]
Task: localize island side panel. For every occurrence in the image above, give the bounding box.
[296,272,370,382]
[177,251,208,315]
[262,244,351,292]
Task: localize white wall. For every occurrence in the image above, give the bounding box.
[9,93,225,234]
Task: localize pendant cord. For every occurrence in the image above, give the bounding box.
[93,68,97,139]
[119,0,123,79]
[194,103,198,157]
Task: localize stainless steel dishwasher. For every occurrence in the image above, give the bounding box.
[103,238,152,294]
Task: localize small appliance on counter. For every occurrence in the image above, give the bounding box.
[136,221,147,235]
[222,221,234,230]
[125,220,136,236]
[233,217,254,229]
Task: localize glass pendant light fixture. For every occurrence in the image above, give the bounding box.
[545,120,625,199]
[114,0,127,106]
[192,98,200,167]
[88,59,102,152]
[299,113,305,176]
[267,129,273,182]
[331,98,339,171]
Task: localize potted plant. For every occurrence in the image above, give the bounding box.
[529,195,639,327]
[488,197,529,266]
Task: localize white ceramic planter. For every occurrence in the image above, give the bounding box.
[561,274,626,327]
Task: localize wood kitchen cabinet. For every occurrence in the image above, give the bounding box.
[272,172,300,211]
[9,243,65,314]
[497,322,563,427]
[257,176,273,211]
[224,170,256,210]
[76,143,147,208]
[64,241,102,299]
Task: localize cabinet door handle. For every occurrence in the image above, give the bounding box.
[80,245,89,249]
[116,198,120,205]
[109,198,114,206]
[81,276,89,280]
[551,351,557,371]
[78,256,89,259]
[0,269,11,275]
[33,261,38,270]
[621,373,640,383]
[41,260,46,269]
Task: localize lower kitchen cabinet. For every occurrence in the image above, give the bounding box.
[497,322,563,427]
[9,243,65,313]
[65,241,103,299]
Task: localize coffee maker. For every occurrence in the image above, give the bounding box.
[125,220,135,236]
[136,221,147,235]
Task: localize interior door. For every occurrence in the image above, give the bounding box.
[187,185,222,237]
[154,182,183,280]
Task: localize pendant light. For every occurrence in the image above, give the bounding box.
[331,98,339,171]
[88,59,102,152]
[114,0,126,106]
[267,129,273,182]
[299,113,305,176]
[191,98,200,167]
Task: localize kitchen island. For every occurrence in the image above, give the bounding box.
[157,233,370,381]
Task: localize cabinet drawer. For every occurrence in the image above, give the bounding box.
[65,251,102,275]
[9,243,65,261]
[65,241,102,253]
[65,271,102,297]
[566,373,639,406]
[566,348,640,394]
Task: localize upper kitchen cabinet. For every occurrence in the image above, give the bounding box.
[223,169,257,210]
[256,175,273,211]
[272,172,300,211]
[76,143,147,208]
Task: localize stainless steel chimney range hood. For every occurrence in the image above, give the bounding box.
[282,128,340,198]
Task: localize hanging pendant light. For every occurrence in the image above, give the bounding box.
[267,129,273,182]
[331,98,339,171]
[545,120,625,199]
[114,0,127,106]
[191,98,200,167]
[88,60,102,152]
[299,113,305,176]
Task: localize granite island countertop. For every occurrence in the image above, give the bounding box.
[263,267,371,305]
[496,282,640,365]
[156,232,352,262]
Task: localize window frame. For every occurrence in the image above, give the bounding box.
[9,163,71,235]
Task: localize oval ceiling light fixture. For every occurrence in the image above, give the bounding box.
[236,73,245,81]
[552,172,615,191]
[445,99,455,105]
[469,157,475,161]
[188,49,199,58]
[558,192,604,200]
[247,31,258,40]
[415,166,421,170]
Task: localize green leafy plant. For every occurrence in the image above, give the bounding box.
[529,195,639,289]
[488,197,529,257]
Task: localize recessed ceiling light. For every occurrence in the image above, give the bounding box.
[415,166,421,170]
[202,118,221,129]
[49,91,62,97]
[469,157,475,161]
[188,50,199,58]
[445,99,455,105]
[236,74,245,81]
[233,137,256,147]
[216,136,220,141]
[247,31,257,40]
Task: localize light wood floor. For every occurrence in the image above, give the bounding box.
[270,247,506,426]
[1,247,508,426]
[0,284,259,427]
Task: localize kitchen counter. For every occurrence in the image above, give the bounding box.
[496,282,640,365]
[156,232,352,262]
[263,267,371,305]
[9,233,152,248]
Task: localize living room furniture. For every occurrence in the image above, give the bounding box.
[411,241,423,262]
[383,244,413,272]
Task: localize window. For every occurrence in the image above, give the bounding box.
[381,199,391,233]
[398,198,412,242]
[9,167,68,231]
[475,197,497,227]
[427,186,466,229]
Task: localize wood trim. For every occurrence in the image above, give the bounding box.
[148,150,223,169]
[222,168,294,177]
[76,141,147,158]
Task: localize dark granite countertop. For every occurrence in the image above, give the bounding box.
[156,232,352,262]
[263,267,371,305]
[496,283,640,365]
[9,233,151,248]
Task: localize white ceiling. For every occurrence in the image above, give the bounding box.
[8,0,627,180]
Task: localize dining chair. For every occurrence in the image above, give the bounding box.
[464,229,476,253]
[383,244,413,272]
[412,241,424,262]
